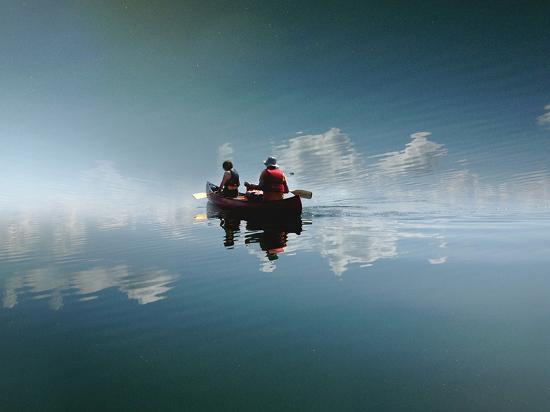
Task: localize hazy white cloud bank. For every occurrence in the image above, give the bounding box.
[276,128,366,178]
[218,142,234,163]
[275,128,368,201]
[374,132,447,177]
[270,127,550,212]
[537,104,550,127]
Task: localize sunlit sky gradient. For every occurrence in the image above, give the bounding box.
[1,1,550,204]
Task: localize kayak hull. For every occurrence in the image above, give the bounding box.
[206,182,302,216]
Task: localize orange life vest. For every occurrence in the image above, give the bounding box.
[262,168,286,193]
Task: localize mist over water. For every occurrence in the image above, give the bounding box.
[3,126,550,213]
[2,123,549,311]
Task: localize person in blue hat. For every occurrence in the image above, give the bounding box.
[245,156,289,201]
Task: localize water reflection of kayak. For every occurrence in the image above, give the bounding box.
[207,202,303,233]
[206,201,303,256]
[206,182,302,216]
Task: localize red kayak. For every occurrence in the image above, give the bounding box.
[206,182,302,215]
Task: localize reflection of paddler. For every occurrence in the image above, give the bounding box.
[220,216,241,247]
[245,227,289,259]
[210,204,303,260]
[261,230,288,256]
[244,156,289,201]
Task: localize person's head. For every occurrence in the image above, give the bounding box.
[222,160,233,171]
[263,156,278,169]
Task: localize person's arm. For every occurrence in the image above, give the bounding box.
[258,170,267,190]
[282,174,289,193]
[245,182,261,190]
[218,171,231,191]
[245,170,266,191]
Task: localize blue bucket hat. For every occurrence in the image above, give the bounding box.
[264,156,279,168]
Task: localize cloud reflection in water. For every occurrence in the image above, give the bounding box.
[1,211,181,310]
[2,263,179,310]
[373,131,447,177]
[275,128,550,211]
[2,126,550,309]
[208,207,447,276]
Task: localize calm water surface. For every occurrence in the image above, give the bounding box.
[2,198,550,411]
[2,129,550,412]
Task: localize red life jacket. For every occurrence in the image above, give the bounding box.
[261,168,286,193]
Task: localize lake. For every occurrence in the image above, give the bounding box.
[2,187,550,411]
[2,1,550,410]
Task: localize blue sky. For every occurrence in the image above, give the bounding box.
[1,0,549,198]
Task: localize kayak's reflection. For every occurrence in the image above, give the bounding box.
[243,219,302,261]
[207,203,303,261]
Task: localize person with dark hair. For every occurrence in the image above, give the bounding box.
[217,160,240,198]
[245,156,289,201]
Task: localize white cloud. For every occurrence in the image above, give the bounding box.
[218,142,234,163]
[275,128,368,201]
[78,161,153,228]
[316,217,399,276]
[375,131,447,177]
[2,276,22,308]
[52,210,87,257]
[247,248,278,273]
[73,265,177,305]
[1,215,40,261]
[429,257,447,265]
[2,264,179,310]
[537,104,550,127]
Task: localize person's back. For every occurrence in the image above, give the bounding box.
[260,166,287,201]
[218,160,240,198]
[246,156,289,201]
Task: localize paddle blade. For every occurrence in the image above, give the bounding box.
[193,192,208,200]
[290,189,312,199]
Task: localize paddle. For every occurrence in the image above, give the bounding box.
[290,189,312,199]
[192,189,312,200]
[192,192,208,200]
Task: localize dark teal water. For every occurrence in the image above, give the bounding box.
[2,201,550,411]
[2,123,550,412]
[2,128,550,412]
